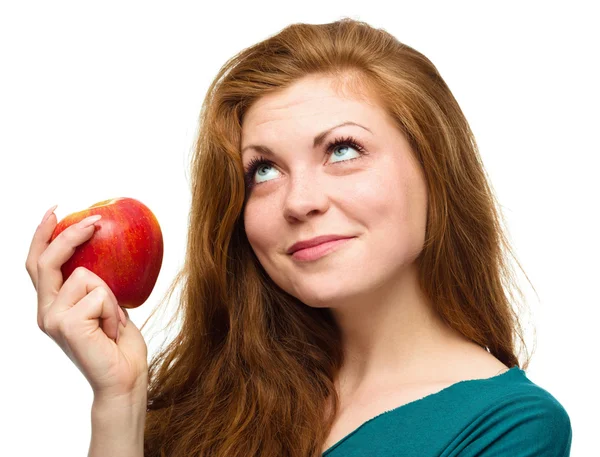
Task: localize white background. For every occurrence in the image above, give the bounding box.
[2,1,597,455]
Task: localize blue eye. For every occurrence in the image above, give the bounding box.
[243,135,367,189]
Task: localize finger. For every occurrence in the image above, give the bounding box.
[36,215,103,315]
[25,205,59,289]
[68,286,120,343]
[118,305,127,327]
[49,265,119,318]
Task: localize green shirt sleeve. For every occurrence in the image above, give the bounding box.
[456,390,572,456]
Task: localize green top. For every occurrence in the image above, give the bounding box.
[322,366,572,456]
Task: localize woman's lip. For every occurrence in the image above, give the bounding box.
[291,237,354,261]
[288,235,356,254]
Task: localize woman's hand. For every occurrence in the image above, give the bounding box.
[25,207,149,401]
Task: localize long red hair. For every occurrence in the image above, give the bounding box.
[141,17,535,457]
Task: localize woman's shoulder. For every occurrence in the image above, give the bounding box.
[479,365,568,408]
[449,366,573,456]
[449,364,570,420]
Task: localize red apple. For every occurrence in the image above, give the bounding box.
[50,197,164,309]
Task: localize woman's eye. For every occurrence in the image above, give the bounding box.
[245,137,366,188]
[255,163,278,184]
[329,144,362,163]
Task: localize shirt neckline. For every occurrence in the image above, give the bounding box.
[322,365,525,455]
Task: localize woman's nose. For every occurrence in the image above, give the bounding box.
[282,173,331,221]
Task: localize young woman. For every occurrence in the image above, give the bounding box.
[27,17,571,457]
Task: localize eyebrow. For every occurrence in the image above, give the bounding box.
[240,121,372,158]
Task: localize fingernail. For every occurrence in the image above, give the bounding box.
[77,214,102,228]
[41,204,58,224]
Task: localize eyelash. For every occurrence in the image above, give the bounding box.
[243,135,368,189]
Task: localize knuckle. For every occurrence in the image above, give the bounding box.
[37,314,45,332]
[96,287,110,302]
[64,226,79,238]
[25,262,36,285]
[42,312,58,335]
[52,227,74,246]
[72,266,88,280]
[36,254,49,271]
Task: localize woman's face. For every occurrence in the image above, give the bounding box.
[241,75,428,309]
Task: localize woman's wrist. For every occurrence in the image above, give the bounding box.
[89,389,147,457]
